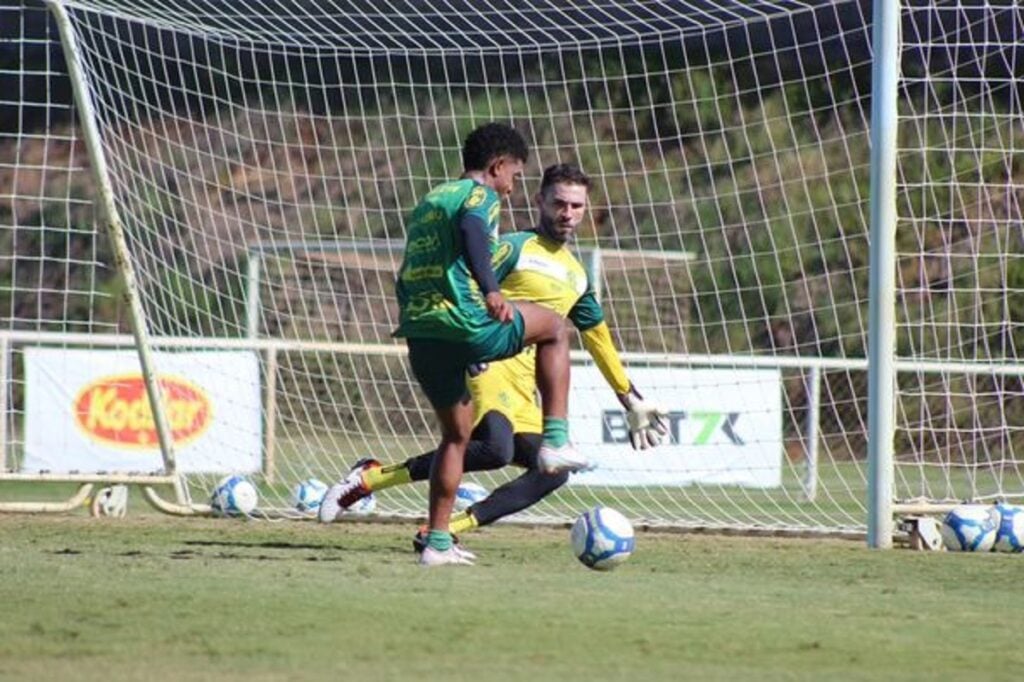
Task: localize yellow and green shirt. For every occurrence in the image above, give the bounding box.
[472,230,631,432]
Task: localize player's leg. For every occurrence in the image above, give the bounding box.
[515,302,570,419]
[515,301,591,473]
[407,412,515,479]
[397,338,475,563]
[412,412,518,553]
[423,397,473,554]
[451,433,569,533]
[321,413,516,521]
[327,337,473,564]
[472,302,588,473]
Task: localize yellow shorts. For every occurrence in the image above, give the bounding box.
[469,347,542,434]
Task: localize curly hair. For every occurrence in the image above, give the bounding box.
[461,123,529,171]
[539,163,592,195]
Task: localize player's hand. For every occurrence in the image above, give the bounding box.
[485,291,514,324]
[617,385,669,451]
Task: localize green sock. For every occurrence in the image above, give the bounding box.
[542,417,569,448]
[426,529,453,552]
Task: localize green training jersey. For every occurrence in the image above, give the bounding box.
[393,178,502,341]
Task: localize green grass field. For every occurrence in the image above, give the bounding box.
[1,511,1023,681]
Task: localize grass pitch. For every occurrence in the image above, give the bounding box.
[1,512,1022,682]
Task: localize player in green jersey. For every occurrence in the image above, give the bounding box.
[321,164,667,555]
[320,124,588,566]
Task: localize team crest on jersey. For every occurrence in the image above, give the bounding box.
[491,241,514,268]
[466,186,488,208]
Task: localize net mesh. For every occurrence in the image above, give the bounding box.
[1,0,1022,532]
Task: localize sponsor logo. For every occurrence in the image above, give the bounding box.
[516,253,570,281]
[74,374,212,448]
[400,264,444,282]
[405,232,440,255]
[466,186,488,208]
[602,410,745,446]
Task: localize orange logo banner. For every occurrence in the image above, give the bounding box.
[74,375,212,448]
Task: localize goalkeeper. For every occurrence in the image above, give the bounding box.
[321,164,668,552]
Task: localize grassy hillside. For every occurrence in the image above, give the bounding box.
[2,63,1022,452]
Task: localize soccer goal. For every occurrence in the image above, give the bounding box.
[2,0,1022,541]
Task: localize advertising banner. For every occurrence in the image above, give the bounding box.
[569,366,782,487]
[24,348,261,474]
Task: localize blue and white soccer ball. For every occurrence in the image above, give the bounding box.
[993,503,1024,553]
[940,504,999,552]
[210,475,258,516]
[292,478,328,513]
[570,506,635,570]
[454,482,489,512]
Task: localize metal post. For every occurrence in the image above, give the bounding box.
[866,0,900,548]
[802,366,821,502]
[262,346,278,483]
[245,250,261,339]
[48,2,180,484]
[0,335,8,471]
[588,247,603,302]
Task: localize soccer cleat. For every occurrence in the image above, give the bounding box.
[317,483,344,523]
[537,442,594,474]
[418,545,475,567]
[412,526,477,561]
[317,458,380,523]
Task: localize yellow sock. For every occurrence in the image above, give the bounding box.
[449,511,480,535]
[362,463,412,491]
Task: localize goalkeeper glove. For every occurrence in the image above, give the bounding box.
[617,385,669,451]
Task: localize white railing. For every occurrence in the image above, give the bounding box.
[4,328,1020,507]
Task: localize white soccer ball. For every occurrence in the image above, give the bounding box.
[210,475,258,516]
[570,506,635,570]
[993,503,1024,553]
[454,481,489,512]
[940,504,998,552]
[347,492,377,516]
[292,478,328,513]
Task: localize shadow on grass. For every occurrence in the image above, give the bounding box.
[46,538,409,561]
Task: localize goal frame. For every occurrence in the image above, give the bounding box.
[5,0,1020,544]
[0,0,936,537]
[0,0,196,515]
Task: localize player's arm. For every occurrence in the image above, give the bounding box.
[571,292,668,450]
[459,212,512,323]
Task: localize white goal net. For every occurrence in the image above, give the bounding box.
[2,0,1022,534]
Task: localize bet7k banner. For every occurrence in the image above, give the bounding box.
[569,366,782,488]
[23,348,261,474]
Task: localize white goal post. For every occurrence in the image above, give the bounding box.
[2,0,1023,542]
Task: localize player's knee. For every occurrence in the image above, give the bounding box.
[438,404,474,443]
[543,309,567,340]
[524,305,567,344]
[551,317,569,344]
[490,436,516,467]
[440,422,473,446]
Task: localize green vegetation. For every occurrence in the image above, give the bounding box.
[0,514,1022,681]
[2,51,1021,458]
